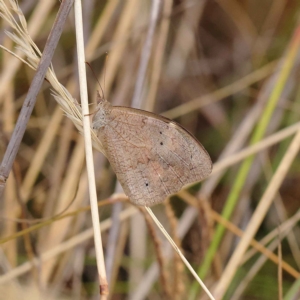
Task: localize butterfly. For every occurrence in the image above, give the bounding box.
[92,94,212,206]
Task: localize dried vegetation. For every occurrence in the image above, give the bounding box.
[0,1,300,299]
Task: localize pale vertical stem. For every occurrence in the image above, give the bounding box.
[74,0,108,297]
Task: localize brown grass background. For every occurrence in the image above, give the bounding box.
[0,1,300,299]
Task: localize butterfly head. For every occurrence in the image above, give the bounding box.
[92,91,112,130]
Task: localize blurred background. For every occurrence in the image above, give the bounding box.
[0,0,300,299]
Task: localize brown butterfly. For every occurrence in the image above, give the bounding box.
[92,94,212,206]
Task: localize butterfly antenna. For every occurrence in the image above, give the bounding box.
[104,52,108,98]
[85,61,105,99]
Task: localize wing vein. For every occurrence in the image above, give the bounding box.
[150,161,170,196]
[156,152,184,185]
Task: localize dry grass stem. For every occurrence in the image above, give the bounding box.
[74,0,107,295]
[145,207,216,300]
[138,207,172,299]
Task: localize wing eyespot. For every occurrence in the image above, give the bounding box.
[160,142,163,145]
[145,183,149,187]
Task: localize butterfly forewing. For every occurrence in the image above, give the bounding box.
[96,106,212,206]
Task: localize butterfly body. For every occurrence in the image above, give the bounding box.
[92,98,212,206]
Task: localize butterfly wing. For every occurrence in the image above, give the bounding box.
[96,107,212,206]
